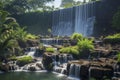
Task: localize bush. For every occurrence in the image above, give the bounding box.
[77,38,94,54]
[17,56,33,66]
[71,33,83,41]
[46,47,55,53]
[104,33,120,44]
[106,33,120,38]
[59,46,79,55]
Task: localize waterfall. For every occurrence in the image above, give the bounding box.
[75,65,81,78]
[52,2,96,36]
[69,64,81,79]
[40,38,64,45]
[74,2,95,36]
[89,67,92,80]
[52,7,74,36]
[69,64,75,77]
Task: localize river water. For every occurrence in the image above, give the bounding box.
[0,72,75,80]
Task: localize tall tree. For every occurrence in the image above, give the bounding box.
[1,0,54,14]
[61,0,82,8]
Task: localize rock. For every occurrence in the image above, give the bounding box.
[36,63,44,70]
[0,63,9,72]
[90,67,113,79]
[80,65,89,80]
[42,53,53,71]
[28,65,36,71]
[66,63,71,75]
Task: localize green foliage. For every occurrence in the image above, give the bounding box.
[112,9,120,31]
[61,0,82,8]
[106,33,120,39]
[77,38,94,53]
[25,33,38,40]
[46,47,55,53]
[48,28,51,33]
[17,56,33,66]
[9,56,17,60]
[59,46,79,55]
[1,0,54,14]
[104,33,120,44]
[71,33,83,41]
[0,9,20,55]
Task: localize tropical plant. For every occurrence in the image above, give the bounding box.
[59,46,79,55]
[77,38,94,54]
[0,8,34,56]
[71,33,83,41]
[0,10,19,55]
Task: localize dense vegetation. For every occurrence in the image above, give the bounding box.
[0,2,39,57]
[71,33,83,41]
[59,46,79,55]
[59,33,94,58]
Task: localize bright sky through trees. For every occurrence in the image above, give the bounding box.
[46,0,89,8]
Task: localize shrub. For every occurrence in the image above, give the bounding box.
[106,33,120,38]
[71,33,83,41]
[77,38,94,53]
[104,33,120,44]
[59,46,79,55]
[17,56,33,66]
[46,47,55,53]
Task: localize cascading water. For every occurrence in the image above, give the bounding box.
[52,7,74,36]
[52,2,96,36]
[68,64,81,80]
[40,38,65,45]
[75,65,81,78]
[69,64,75,77]
[52,54,73,74]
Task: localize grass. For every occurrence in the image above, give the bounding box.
[46,47,55,53]
[17,56,33,66]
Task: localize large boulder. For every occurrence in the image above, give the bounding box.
[0,63,9,72]
[80,65,89,80]
[90,67,113,80]
[42,53,53,71]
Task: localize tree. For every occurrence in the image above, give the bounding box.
[0,6,28,56]
[60,0,82,8]
[1,0,54,14]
